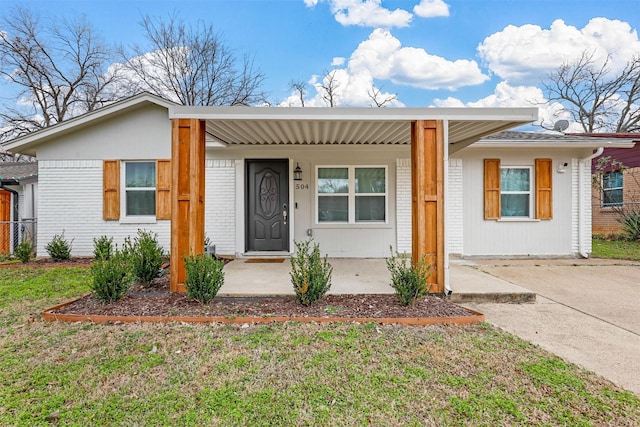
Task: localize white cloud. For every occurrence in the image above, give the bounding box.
[350,29,488,90]
[331,56,346,66]
[413,0,450,18]
[305,0,413,28]
[433,81,568,129]
[478,18,640,83]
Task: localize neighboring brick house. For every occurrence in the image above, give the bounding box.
[588,134,640,236]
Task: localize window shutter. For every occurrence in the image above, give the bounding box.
[103,160,120,220]
[535,158,553,220]
[156,159,172,220]
[484,159,501,219]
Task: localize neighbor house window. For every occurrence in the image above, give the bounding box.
[125,161,156,216]
[602,171,623,207]
[500,167,531,217]
[317,166,387,223]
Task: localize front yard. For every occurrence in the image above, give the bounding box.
[592,237,640,261]
[1,267,639,426]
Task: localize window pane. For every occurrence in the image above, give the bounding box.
[126,190,156,215]
[318,168,348,193]
[318,196,348,222]
[355,168,385,193]
[501,168,530,191]
[603,171,623,189]
[603,189,623,206]
[126,162,156,188]
[501,194,529,217]
[356,196,385,221]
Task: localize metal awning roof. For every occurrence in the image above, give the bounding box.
[169,106,538,153]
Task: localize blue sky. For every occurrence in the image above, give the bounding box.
[2,0,639,130]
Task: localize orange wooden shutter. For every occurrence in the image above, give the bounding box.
[103,160,120,220]
[156,159,171,220]
[484,159,501,219]
[535,158,553,220]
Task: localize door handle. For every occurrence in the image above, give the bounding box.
[283,204,288,225]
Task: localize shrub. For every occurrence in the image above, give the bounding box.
[91,249,131,302]
[184,253,225,303]
[619,211,640,241]
[15,240,34,263]
[93,235,114,260]
[386,247,431,306]
[124,230,165,287]
[290,239,332,306]
[45,232,73,261]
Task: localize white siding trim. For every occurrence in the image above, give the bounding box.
[571,158,580,254]
[447,158,464,255]
[396,158,411,253]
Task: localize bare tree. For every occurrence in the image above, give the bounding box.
[0,7,120,143]
[319,69,340,107]
[543,50,640,132]
[367,85,397,107]
[288,80,307,107]
[122,14,265,106]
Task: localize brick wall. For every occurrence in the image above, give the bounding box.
[592,166,640,235]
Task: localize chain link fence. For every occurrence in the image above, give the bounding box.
[0,219,37,256]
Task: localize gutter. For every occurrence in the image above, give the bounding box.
[578,147,604,258]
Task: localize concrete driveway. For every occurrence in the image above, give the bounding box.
[461,258,640,395]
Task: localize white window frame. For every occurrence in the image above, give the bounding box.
[602,170,623,208]
[121,160,157,222]
[500,166,533,219]
[315,165,388,225]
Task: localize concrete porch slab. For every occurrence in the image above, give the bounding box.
[218,257,536,303]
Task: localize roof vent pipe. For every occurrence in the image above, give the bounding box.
[578,147,604,258]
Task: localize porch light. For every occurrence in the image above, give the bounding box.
[294,163,303,181]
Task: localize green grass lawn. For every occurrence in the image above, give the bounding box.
[1,267,639,426]
[592,238,640,261]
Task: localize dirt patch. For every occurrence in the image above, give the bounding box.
[49,275,477,320]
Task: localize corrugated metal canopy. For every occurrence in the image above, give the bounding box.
[169,106,538,151]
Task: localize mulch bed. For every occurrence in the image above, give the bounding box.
[18,258,482,323]
[46,275,481,322]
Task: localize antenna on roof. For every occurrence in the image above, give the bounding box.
[553,119,569,133]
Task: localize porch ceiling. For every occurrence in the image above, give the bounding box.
[168,106,538,151]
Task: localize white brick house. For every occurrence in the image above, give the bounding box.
[3,93,634,292]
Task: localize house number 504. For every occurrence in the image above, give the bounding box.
[295,183,309,190]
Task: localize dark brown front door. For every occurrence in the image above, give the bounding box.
[246,160,289,252]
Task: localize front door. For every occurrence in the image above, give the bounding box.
[246,159,289,252]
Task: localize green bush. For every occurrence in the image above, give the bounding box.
[45,232,73,261]
[93,235,114,260]
[386,247,431,306]
[91,249,131,302]
[290,239,332,306]
[619,211,640,241]
[184,253,225,303]
[14,240,34,263]
[124,230,165,287]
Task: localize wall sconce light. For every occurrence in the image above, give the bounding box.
[294,163,303,181]
[557,162,568,173]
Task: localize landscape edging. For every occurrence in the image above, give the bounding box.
[42,296,485,326]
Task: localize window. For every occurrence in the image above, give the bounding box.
[484,158,552,220]
[125,162,156,216]
[317,166,387,223]
[602,171,623,207]
[500,167,531,217]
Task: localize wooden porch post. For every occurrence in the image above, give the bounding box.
[170,118,205,293]
[411,120,445,293]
